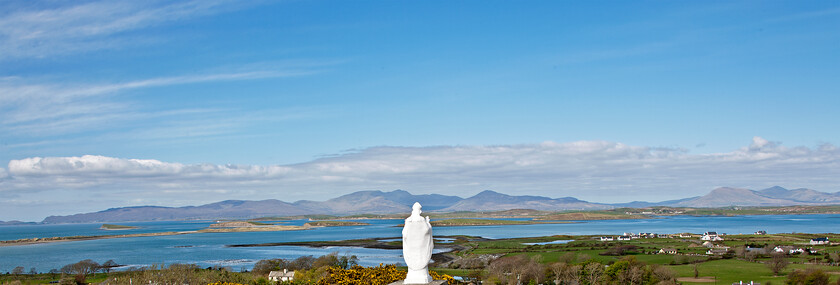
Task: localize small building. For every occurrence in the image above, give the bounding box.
[732,281,760,285]
[745,246,764,252]
[679,233,693,238]
[811,237,829,245]
[659,248,678,254]
[617,236,631,241]
[269,269,295,282]
[701,232,724,241]
[754,230,767,235]
[774,246,805,254]
[599,236,614,241]
[706,247,730,255]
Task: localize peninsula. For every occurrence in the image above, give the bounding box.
[100,224,139,230]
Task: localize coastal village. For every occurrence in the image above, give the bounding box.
[596,231,831,257]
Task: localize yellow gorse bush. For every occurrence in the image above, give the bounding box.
[429,271,456,283]
[317,264,456,285]
[318,264,402,285]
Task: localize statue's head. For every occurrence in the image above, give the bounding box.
[412,202,422,213]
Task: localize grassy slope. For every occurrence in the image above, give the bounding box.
[447,233,840,284]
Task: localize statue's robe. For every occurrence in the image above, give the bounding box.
[402,215,433,283]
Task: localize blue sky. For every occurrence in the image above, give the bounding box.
[1,1,839,221]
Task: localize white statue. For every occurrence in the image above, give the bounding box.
[402,202,434,284]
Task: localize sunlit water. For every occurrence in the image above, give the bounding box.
[1,214,838,273]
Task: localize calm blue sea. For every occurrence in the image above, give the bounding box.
[1,214,837,273]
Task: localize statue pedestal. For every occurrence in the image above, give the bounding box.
[387,280,447,285]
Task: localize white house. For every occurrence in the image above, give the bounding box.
[659,248,678,254]
[701,232,724,241]
[706,247,730,255]
[600,236,614,241]
[617,236,631,241]
[269,269,295,282]
[811,237,829,245]
[773,246,805,254]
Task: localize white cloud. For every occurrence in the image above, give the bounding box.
[4,138,840,211]
[0,0,249,59]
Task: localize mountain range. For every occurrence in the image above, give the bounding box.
[37,186,840,224]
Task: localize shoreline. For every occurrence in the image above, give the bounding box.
[0,231,197,247]
[8,207,840,226]
[0,226,310,247]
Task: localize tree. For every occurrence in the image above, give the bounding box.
[605,256,646,284]
[550,262,582,285]
[746,251,759,262]
[767,253,789,276]
[12,266,24,275]
[583,262,604,285]
[651,265,677,284]
[693,262,699,278]
[830,252,840,265]
[735,246,746,259]
[487,255,545,285]
[337,255,359,269]
[786,268,830,285]
[29,267,37,275]
[101,260,119,273]
[60,259,100,276]
[627,266,644,285]
[289,255,315,270]
[311,252,358,270]
[251,259,290,276]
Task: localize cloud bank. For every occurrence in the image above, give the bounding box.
[3,137,839,215]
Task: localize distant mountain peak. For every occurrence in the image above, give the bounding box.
[709,187,751,193]
[441,190,608,212]
[474,190,506,197]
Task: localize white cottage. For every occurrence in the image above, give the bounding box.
[269,269,295,282]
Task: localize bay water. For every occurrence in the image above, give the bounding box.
[1,214,837,273]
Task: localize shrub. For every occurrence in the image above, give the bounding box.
[785,268,830,285]
[317,264,456,285]
[318,264,404,285]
